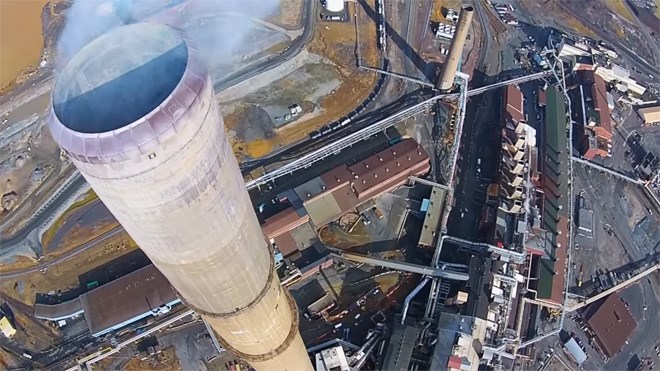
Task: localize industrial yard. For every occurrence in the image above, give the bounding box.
[1,0,660,370]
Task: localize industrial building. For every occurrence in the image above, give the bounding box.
[314,345,350,371]
[35,265,179,337]
[48,24,311,369]
[563,338,587,366]
[381,324,420,370]
[264,138,430,235]
[573,66,613,160]
[431,313,487,371]
[552,34,647,96]
[584,293,637,358]
[0,316,16,338]
[529,85,569,306]
[261,138,430,285]
[418,186,447,248]
[481,85,535,254]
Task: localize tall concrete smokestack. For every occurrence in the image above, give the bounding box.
[437,5,474,91]
[48,24,312,370]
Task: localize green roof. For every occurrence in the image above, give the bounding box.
[537,257,556,298]
[538,86,569,300]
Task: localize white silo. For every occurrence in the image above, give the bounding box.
[326,0,345,12]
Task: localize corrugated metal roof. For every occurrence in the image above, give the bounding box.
[272,231,298,257]
[319,166,353,191]
[34,298,84,321]
[80,265,178,336]
[349,139,429,195]
[382,324,420,371]
[591,73,612,139]
[262,207,310,240]
[537,87,569,303]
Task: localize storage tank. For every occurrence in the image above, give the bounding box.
[326,0,345,13]
[48,23,312,371]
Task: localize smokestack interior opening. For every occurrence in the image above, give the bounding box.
[53,24,188,134]
[462,5,474,11]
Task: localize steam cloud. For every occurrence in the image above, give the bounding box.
[56,0,281,69]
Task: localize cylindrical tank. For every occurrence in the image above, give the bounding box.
[437,5,474,91]
[325,0,345,13]
[48,23,312,371]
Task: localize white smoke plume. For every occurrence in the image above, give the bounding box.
[55,0,281,69]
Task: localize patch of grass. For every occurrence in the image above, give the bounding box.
[604,0,636,23]
[266,0,303,30]
[564,16,598,38]
[40,189,98,249]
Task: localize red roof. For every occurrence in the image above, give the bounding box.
[319,166,352,191]
[272,232,298,258]
[262,207,309,239]
[538,88,547,106]
[447,355,463,369]
[348,139,430,196]
[591,74,612,140]
[505,85,524,123]
[586,293,637,357]
[550,216,568,304]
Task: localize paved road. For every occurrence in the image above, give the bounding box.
[212,0,316,93]
[0,226,124,279]
[0,171,86,250]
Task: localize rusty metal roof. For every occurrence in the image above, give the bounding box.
[505,85,524,123]
[80,264,178,336]
[272,232,299,258]
[262,207,309,240]
[586,293,637,357]
[349,139,429,195]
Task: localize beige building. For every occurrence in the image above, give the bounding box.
[0,317,16,338]
[638,105,660,125]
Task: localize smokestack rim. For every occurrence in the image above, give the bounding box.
[49,24,208,164]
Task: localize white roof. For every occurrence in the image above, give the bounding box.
[564,338,587,365]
